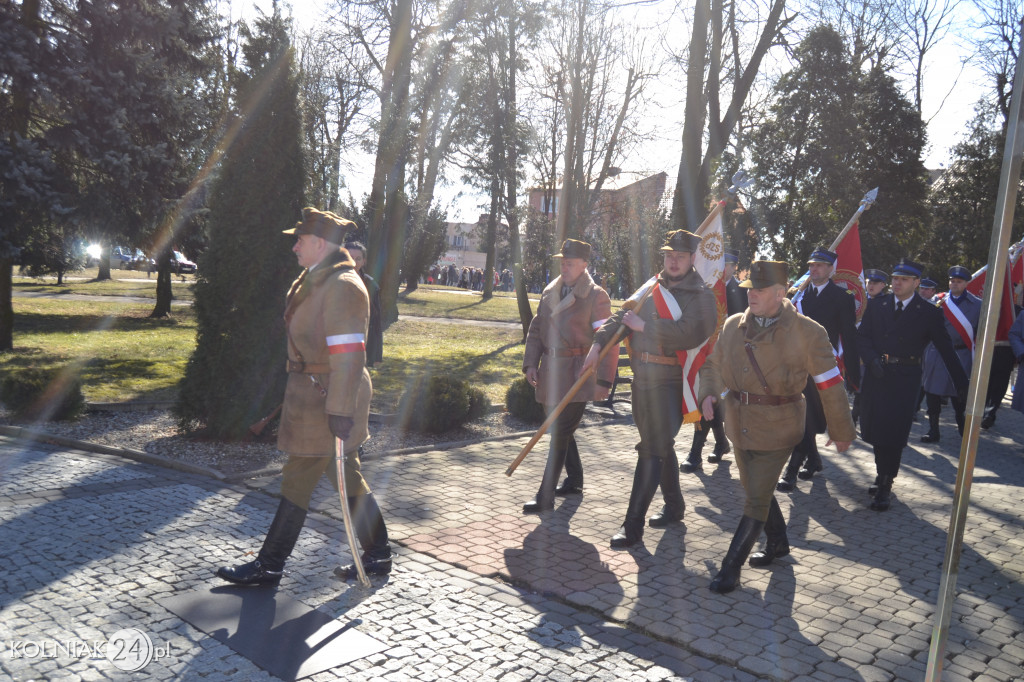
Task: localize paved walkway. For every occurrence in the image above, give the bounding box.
[1,402,1022,681]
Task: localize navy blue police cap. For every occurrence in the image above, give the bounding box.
[920,278,938,289]
[807,248,838,265]
[948,265,972,281]
[864,268,888,284]
[891,258,924,278]
[724,247,739,264]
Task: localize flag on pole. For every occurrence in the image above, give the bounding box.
[965,241,1023,342]
[694,203,728,331]
[832,223,866,322]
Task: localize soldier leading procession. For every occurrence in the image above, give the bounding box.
[212,204,1020,598]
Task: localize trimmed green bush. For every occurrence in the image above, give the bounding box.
[397,375,491,434]
[504,376,546,424]
[0,367,85,421]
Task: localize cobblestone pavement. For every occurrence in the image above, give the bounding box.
[1,402,1022,681]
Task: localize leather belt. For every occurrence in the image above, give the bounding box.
[286,360,330,373]
[881,354,920,365]
[729,391,803,406]
[638,352,680,366]
[545,347,586,357]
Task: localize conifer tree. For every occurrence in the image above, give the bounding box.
[176,5,306,439]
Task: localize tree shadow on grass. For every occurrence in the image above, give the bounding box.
[11,310,189,334]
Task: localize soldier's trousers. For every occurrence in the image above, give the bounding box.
[733,446,793,521]
[544,401,586,487]
[280,448,372,511]
[632,379,685,508]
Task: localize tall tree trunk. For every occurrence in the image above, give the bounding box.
[673,0,710,231]
[555,0,589,245]
[366,0,414,327]
[504,7,533,338]
[482,179,499,300]
[150,260,172,318]
[1,0,42,351]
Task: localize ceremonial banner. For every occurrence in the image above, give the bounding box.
[965,241,1022,341]
[833,222,866,322]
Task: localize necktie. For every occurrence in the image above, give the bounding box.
[894,300,904,318]
[560,285,572,300]
[806,286,817,302]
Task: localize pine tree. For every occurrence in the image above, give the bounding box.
[175,5,306,439]
[750,25,930,269]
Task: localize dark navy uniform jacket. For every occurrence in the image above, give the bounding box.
[798,280,861,390]
[725,277,747,317]
[857,292,968,450]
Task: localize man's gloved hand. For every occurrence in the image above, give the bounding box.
[870,357,885,379]
[328,415,354,441]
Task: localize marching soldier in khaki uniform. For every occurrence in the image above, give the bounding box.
[217,208,392,585]
[699,261,855,593]
[584,229,718,548]
[521,239,617,513]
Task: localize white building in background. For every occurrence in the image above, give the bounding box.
[438,217,492,271]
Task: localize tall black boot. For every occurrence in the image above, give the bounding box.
[709,516,764,594]
[649,453,685,528]
[681,426,706,473]
[555,436,583,495]
[523,438,568,513]
[610,457,662,548]
[776,455,801,492]
[708,416,730,462]
[748,497,790,568]
[335,493,393,580]
[870,476,894,511]
[217,498,307,585]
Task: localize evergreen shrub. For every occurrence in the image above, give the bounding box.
[504,376,545,424]
[0,367,85,421]
[398,375,491,434]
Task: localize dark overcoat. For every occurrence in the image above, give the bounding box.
[857,293,968,451]
[725,277,747,316]
[921,292,981,397]
[1008,310,1024,413]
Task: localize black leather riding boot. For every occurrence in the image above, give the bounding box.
[748,497,790,568]
[776,456,801,492]
[524,438,567,513]
[217,497,307,585]
[335,493,393,580]
[649,454,685,528]
[611,457,662,548]
[681,426,706,473]
[709,516,765,594]
[709,417,730,461]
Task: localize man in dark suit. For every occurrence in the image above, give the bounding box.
[682,247,745,472]
[777,248,860,491]
[858,259,969,511]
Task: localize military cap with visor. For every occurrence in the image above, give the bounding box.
[551,238,592,260]
[864,268,889,284]
[282,207,354,245]
[891,258,924,278]
[920,277,938,289]
[740,260,789,289]
[948,265,972,281]
[723,247,740,264]
[807,248,838,265]
[660,229,702,253]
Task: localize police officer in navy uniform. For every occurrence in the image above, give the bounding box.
[864,269,889,300]
[682,247,745,472]
[918,277,938,302]
[919,266,981,442]
[777,248,860,491]
[858,259,968,511]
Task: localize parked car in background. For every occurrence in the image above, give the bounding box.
[110,246,133,269]
[127,249,155,272]
[170,251,197,274]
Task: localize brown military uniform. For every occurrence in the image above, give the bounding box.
[279,249,373,504]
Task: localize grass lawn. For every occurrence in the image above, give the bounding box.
[3,298,197,403]
[4,296,528,411]
[13,268,196,301]
[396,285,538,322]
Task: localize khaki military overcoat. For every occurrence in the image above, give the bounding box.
[278,250,372,456]
[699,299,855,451]
[523,270,617,405]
